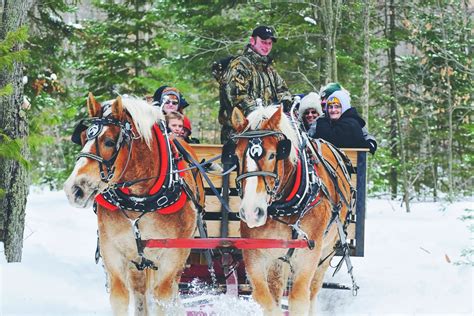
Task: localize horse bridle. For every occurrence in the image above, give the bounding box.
[75,116,133,183]
[223,130,291,201]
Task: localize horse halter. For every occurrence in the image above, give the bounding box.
[223,130,291,200]
[75,116,133,183]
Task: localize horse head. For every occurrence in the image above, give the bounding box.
[64,93,161,208]
[230,106,298,228]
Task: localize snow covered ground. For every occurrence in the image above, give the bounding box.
[1,188,472,315]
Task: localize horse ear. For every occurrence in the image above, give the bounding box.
[231,107,248,132]
[262,106,282,130]
[112,96,126,120]
[87,92,102,117]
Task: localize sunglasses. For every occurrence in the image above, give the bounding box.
[164,100,179,106]
[304,110,319,115]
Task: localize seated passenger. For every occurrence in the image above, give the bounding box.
[152,85,189,114]
[319,82,343,112]
[182,116,200,144]
[319,83,377,154]
[298,92,323,135]
[310,90,371,150]
[165,111,184,137]
[165,112,220,171]
[160,88,182,115]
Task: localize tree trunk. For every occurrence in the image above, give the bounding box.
[312,4,324,86]
[438,0,454,200]
[424,118,438,201]
[361,0,371,122]
[386,0,410,212]
[134,0,140,78]
[0,0,32,262]
[384,0,397,199]
[320,0,342,82]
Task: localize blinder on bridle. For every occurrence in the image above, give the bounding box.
[73,116,133,183]
[221,130,291,166]
[86,123,103,141]
[221,141,238,166]
[71,119,88,145]
[276,138,291,160]
[71,118,132,147]
[224,130,292,199]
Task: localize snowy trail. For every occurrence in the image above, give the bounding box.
[1,189,472,315]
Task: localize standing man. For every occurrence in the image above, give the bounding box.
[217,25,293,142]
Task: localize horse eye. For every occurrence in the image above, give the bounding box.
[268,153,276,160]
[104,138,116,148]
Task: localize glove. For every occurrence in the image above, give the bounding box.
[368,139,377,155]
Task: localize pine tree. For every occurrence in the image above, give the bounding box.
[25,0,79,190]
[75,0,164,96]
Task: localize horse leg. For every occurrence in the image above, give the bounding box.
[100,240,131,316]
[151,249,188,315]
[288,250,321,316]
[267,259,289,310]
[244,251,281,315]
[309,252,333,315]
[107,265,130,316]
[129,268,148,316]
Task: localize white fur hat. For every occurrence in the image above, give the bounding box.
[299,92,323,118]
[326,90,351,114]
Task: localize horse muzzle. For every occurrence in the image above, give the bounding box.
[239,205,267,228]
[63,174,100,208]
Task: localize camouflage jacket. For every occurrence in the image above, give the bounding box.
[221,46,292,125]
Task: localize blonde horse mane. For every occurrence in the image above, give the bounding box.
[120,97,163,148]
[246,105,300,164]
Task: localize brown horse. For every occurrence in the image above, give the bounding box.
[64,94,204,315]
[229,105,353,315]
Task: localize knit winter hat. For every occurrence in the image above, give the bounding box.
[153,85,190,110]
[326,90,351,114]
[299,92,323,118]
[320,82,343,101]
[160,87,181,104]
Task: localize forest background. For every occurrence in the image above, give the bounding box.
[0,0,472,261]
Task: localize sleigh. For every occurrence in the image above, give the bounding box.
[66,95,368,314]
[146,142,368,312]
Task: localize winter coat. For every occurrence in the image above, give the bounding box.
[222,45,292,118]
[310,107,370,149]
